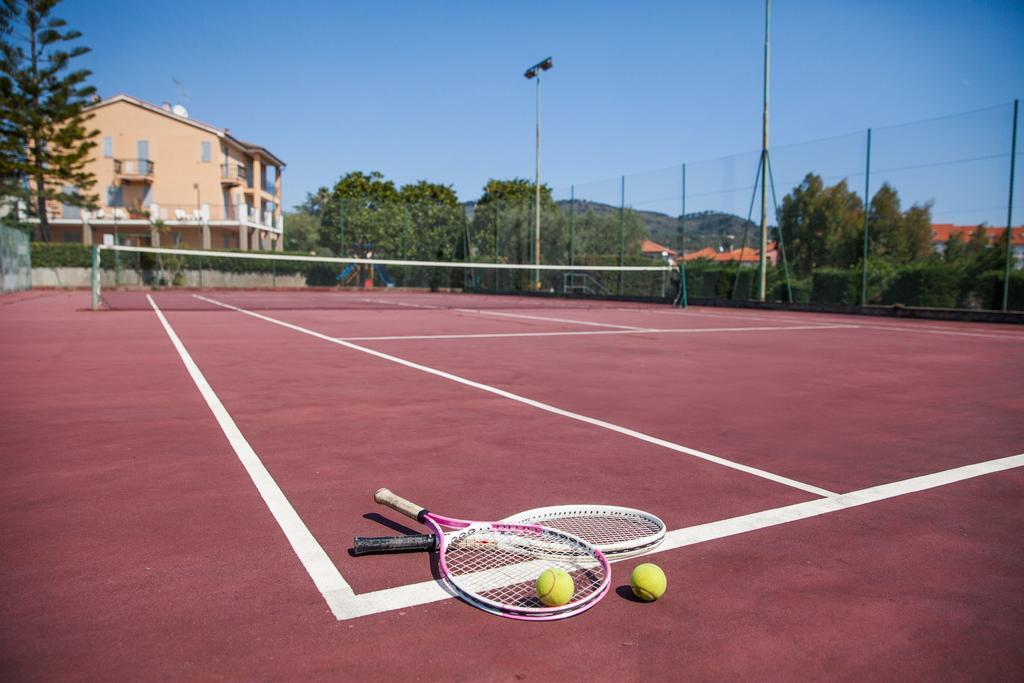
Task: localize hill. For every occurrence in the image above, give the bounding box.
[554,200,758,252]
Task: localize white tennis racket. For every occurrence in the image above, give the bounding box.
[371,488,611,620]
[354,504,665,561]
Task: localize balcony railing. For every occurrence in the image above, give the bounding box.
[221,164,248,184]
[113,158,155,180]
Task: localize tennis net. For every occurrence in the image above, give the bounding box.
[91,245,682,311]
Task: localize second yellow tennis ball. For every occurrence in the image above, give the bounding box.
[630,563,667,602]
[536,568,574,606]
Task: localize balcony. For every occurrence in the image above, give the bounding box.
[113,158,155,182]
[221,163,248,185]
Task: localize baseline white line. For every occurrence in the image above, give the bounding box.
[339,452,1024,619]
[146,296,356,618]
[455,308,650,330]
[195,294,835,498]
[336,323,859,342]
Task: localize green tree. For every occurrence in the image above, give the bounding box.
[0,0,98,241]
[399,180,462,261]
[319,171,400,255]
[282,212,321,253]
[471,178,556,266]
[942,232,965,263]
[868,183,932,262]
[778,174,863,277]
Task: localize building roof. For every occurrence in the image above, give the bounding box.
[641,239,677,257]
[680,246,720,262]
[931,223,1024,246]
[86,94,286,168]
[713,246,760,262]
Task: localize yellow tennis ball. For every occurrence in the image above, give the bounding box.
[630,563,667,602]
[536,568,575,606]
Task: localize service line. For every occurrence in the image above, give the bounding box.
[336,323,859,342]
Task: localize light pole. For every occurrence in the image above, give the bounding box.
[524,57,552,290]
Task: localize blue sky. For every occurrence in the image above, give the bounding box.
[63,1,1023,223]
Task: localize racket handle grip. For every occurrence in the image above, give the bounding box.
[352,534,436,555]
[374,487,427,521]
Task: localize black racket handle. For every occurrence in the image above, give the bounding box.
[352,534,436,555]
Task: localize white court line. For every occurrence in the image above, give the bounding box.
[163,294,1023,622]
[358,298,439,309]
[677,308,1024,340]
[336,323,859,342]
[146,296,356,618]
[194,294,835,498]
[336,451,1024,619]
[455,308,651,330]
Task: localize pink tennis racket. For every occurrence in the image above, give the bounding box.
[372,488,611,620]
[354,504,666,560]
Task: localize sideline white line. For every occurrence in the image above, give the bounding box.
[455,308,650,330]
[336,323,860,342]
[146,296,355,617]
[195,294,836,498]
[337,452,1024,619]
[679,308,1024,340]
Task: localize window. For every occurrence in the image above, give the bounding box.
[103,136,112,158]
[137,140,149,161]
[62,231,80,243]
[201,141,211,163]
[62,186,80,219]
[106,186,123,207]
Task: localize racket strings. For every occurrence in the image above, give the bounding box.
[534,513,663,546]
[443,527,607,611]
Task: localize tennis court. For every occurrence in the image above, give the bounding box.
[2,285,1022,679]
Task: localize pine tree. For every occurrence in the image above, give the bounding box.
[0,0,98,241]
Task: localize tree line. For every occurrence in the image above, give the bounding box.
[285,173,650,266]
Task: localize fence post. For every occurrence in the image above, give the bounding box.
[861,128,872,306]
[569,185,575,266]
[679,163,687,307]
[619,175,625,295]
[91,245,100,310]
[1003,100,1019,312]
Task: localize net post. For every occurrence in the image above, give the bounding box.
[91,245,100,310]
[678,263,688,308]
[1002,99,1018,312]
[569,185,575,267]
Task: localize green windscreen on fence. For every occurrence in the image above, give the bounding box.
[1,225,31,293]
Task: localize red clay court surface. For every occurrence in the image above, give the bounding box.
[2,289,1022,680]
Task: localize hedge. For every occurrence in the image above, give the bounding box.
[811,268,859,305]
[881,263,961,308]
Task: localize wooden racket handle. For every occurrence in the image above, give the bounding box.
[374,488,427,521]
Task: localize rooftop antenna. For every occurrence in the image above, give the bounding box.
[171,78,190,118]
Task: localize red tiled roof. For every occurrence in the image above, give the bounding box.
[641,239,677,256]
[680,247,720,261]
[713,246,760,262]
[931,224,1024,246]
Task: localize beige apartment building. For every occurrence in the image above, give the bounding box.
[31,94,285,251]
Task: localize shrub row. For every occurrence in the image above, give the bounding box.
[681,261,1024,311]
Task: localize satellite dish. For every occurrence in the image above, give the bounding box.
[171,104,189,118]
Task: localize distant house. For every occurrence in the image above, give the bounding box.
[680,243,778,267]
[680,246,719,262]
[22,94,285,251]
[641,239,677,260]
[931,223,1024,268]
